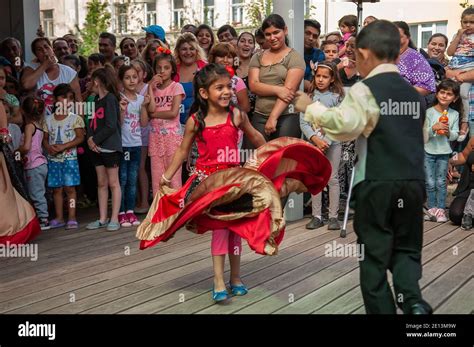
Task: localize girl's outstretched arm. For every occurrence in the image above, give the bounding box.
[161,116,197,184]
[235,108,265,148]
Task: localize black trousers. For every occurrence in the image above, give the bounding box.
[242,112,301,150]
[353,180,426,314]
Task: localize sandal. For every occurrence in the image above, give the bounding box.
[66,220,79,230]
[49,219,66,229]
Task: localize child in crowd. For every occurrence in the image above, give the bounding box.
[338,15,358,58]
[424,80,461,222]
[0,65,21,125]
[86,66,123,231]
[300,61,344,231]
[149,51,185,195]
[131,58,153,214]
[43,83,85,229]
[320,41,341,64]
[117,64,151,227]
[446,7,474,137]
[19,97,49,230]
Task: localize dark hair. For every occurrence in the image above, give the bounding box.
[262,14,289,46]
[53,37,69,47]
[312,60,345,98]
[393,21,416,49]
[22,96,45,123]
[112,55,126,68]
[434,79,463,116]
[152,53,178,80]
[182,24,197,34]
[0,37,22,56]
[31,37,52,56]
[320,40,338,51]
[254,28,265,40]
[190,63,232,140]
[53,83,74,99]
[195,24,216,52]
[91,65,120,100]
[119,37,135,52]
[88,53,106,65]
[217,25,238,38]
[462,7,474,19]
[304,19,321,34]
[5,74,20,93]
[99,32,117,47]
[428,33,449,47]
[338,15,358,32]
[61,54,80,69]
[118,64,138,81]
[357,20,401,61]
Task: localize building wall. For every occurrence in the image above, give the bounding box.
[39,0,461,48]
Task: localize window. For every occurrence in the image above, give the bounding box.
[173,0,185,28]
[232,0,244,25]
[41,10,54,37]
[203,0,214,27]
[409,21,447,49]
[116,4,128,33]
[145,2,157,26]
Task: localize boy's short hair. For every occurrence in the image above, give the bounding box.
[320,40,339,51]
[304,19,321,34]
[217,25,237,38]
[356,20,400,61]
[53,83,74,99]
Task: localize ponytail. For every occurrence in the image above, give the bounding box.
[91,64,120,100]
[22,96,45,124]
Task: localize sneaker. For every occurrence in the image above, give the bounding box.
[39,218,50,231]
[461,213,472,230]
[106,221,120,232]
[126,212,140,226]
[305,217,324,230]
[119,213,132,227]
[327,217,341,230]
[424,208,437,222]
[86,219,108,230]
[435,208,448,223]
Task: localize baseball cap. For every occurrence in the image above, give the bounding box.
[142,25,166,41]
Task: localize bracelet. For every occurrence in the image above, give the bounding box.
[161,174,171,183]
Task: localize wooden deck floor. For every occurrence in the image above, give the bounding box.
[0,212,472,314]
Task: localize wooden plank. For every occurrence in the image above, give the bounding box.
[159,232,359,314]
[4,219,317,313]
[273,224,468,314]
[435,278,474,314]
[83,224,351,314]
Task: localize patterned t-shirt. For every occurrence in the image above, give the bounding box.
[43,113,84,162]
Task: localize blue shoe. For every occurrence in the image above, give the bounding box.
[212,288,229,302]
[229,282,248,296]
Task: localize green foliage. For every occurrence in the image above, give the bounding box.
[245,0,273,28]
[77,0,111,56]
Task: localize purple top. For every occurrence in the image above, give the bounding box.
[397,48,436,93]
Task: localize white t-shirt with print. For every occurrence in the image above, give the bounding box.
[121,93,144,147]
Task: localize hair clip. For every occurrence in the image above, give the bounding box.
[225,65,235,78]
[157,46,172,55]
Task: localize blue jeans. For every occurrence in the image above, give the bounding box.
[119,146,141,212]
[25,163,49,219]
[424,153,449,209]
